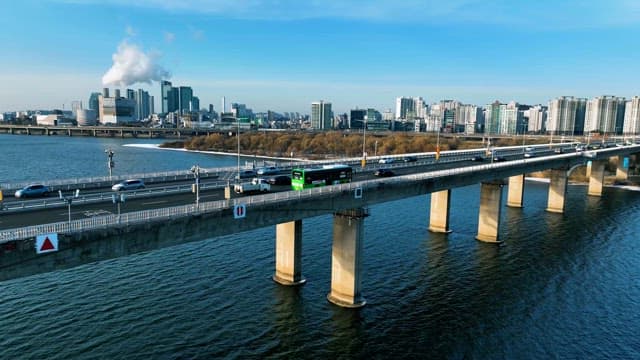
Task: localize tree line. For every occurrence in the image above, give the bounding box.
[161,131,533,159]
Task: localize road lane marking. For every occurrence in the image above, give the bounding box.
[141,200,168,205]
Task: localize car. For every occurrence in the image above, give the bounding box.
[267,175,292,185]
[378,157,396,164]
[471,155,485,162]
[493,156,507,162]
[112,179,145,191]
[14,184,50,198]
[402,156,418,162]
[235,170,257,180]
[374,168,395,177]
[256,166,280,175]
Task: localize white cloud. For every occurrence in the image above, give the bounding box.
[101,41,170,87]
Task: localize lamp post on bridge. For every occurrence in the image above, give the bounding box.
[361,117,367,168]
[105,148,115,181]
[59,189,80,224]
[191,164,205,209]
[112,192,126,223]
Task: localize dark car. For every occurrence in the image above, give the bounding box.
[235,170,257,180]
[471,155,485,162]
[493,156,507,162]
[267,175,291,185]
[402,156,418,162]
[374,168,395,177]
[14,184,50,198]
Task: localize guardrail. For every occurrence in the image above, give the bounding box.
[0,180,237,213]
[0,152,587,243]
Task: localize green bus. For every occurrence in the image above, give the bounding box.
[291,165,353,190]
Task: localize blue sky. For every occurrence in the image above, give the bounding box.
[1,0,639,114]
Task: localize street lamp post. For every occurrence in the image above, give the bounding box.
[361,118,367,168]
[112,193,126,223]
[59,189,80,223]
[374,140,378,158]
[105,148,115,180]
[435,121,441,161]
[521,123,526,154]
[237,120,241,182]
[190,164,203,209]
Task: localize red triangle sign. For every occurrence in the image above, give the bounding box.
[40,237,55,251]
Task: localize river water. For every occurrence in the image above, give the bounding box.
[0,134,639,359]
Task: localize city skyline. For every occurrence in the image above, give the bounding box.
[2,0,640,114]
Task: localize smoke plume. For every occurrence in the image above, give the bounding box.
[102,41,170,87]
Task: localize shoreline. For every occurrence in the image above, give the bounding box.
[123,143,314,163]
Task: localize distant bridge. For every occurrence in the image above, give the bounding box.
[0,124,240,139]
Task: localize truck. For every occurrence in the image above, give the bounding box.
[234,178,271,194]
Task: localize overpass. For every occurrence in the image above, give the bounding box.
[0,124,235,139]
[0,145,638,307]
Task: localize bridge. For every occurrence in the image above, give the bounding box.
[0,124,236,139]
[1,144,638,308]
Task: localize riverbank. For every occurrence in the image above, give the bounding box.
[124,143,314,163]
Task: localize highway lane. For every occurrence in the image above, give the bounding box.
[0,149,559,230]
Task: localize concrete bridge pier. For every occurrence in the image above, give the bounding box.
[588,160,606,196]
[67,128,72,136]
[428,189,452,233]
[476,180,504,243]
[327,208,368,308]
[507,174,525,208]
[546,168,568,213]
[273,220,306,286]
[616,156,629,181]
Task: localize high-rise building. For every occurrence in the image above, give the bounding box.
[623,96,640,135]
[527,105,548,133]
[161,80,172,114]
[232,103,252,118]
[88,92,100,111]
[179,86,193,113]
[584,96,626,134]
[500,101,523,135]
[395,97,427,120]
[311,101,332,130]
[484,101,503,135]
[458,104,482,134]
[135,88,151,120]
[192,96,199,112]
[350,109,366,129]
[547,96,587,135]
